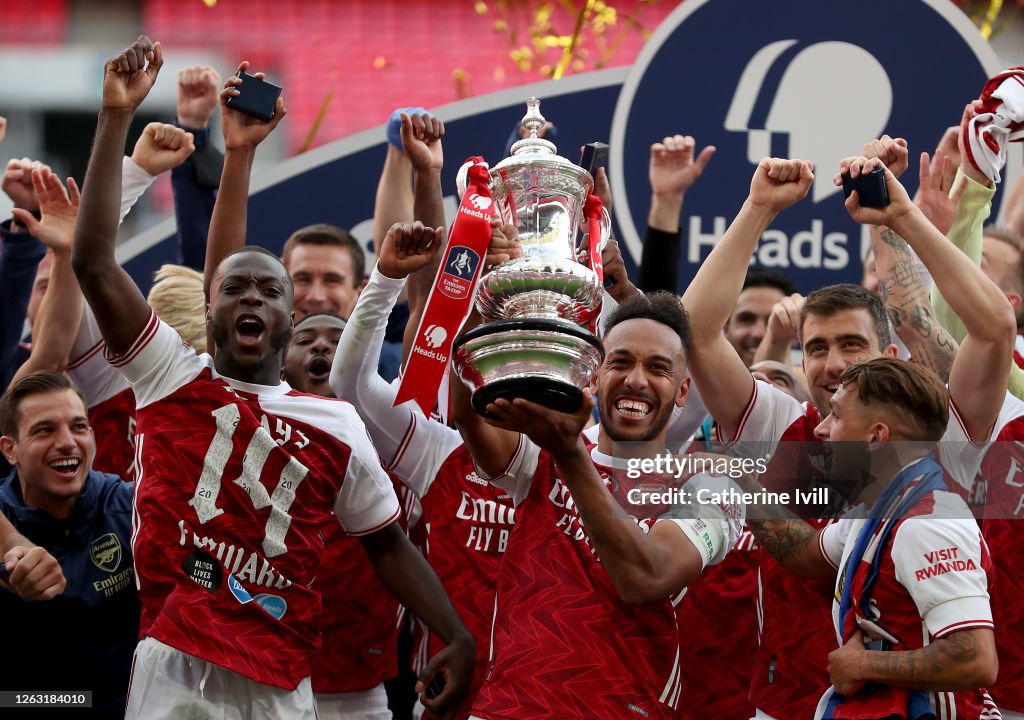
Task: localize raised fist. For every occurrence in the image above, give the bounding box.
[2,157,49,211]
[378,221,444,280]
[131,122,196,176]
[102,35,163,111]
[400,112,444,174]
[177,65,222,129]
[860,135,909,179]
[748,158,814,215]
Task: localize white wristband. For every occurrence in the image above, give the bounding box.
[671,517,726,570]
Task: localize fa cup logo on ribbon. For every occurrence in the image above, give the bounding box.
[394,157,496,416]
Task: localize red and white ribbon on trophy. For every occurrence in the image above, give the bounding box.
[394,156,496,416]
[580,192,605,333]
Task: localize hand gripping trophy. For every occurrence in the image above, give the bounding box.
[453,97,611,416]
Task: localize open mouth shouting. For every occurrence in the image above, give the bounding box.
[306,354,332,383]
[235,313,266,350]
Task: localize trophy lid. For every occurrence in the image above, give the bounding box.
[509,97,558,157]
[492,97,590,180]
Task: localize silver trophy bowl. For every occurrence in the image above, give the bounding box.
[453,97,608,416]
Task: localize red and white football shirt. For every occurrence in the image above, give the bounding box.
[722,380,838,720]
[333,267,517,717]
[67,306,136,480]
[312,508,400,694]
[943,391,1024,713]
[819,484,997,719]
[675,527,760,720]
[469,438,740,720]
[110,312,400,690]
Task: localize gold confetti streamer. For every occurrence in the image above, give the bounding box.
[979,0,1003,39]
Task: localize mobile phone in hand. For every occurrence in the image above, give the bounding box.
[841,166,889,208]
[225,72,283,123]
[580,142,609,176]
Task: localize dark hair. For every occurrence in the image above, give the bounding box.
[840,357,949,441]
[281,224,366,287]
[800,283,891,348]
[604,291,690,355]
[293,311,347,332]
[0,371,86,438]
[742,267,798,296]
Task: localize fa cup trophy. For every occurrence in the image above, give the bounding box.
[452,97,610,416]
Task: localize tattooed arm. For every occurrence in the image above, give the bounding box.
[873,226,957,382]
[828,628,997,694]
[736,473,832,578]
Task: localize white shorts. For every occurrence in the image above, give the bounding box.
[752,710,780,720]
[124,636,316,720]
[315,683,392,719]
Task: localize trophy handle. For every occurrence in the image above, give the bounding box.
[597,206,612,252]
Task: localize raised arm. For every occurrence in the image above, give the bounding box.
[8,169,83,387]
[0,159,46,388]
[401,112,447,364]
[173,66,223,270]
[639,134,714,293]
[71,36,164,356]
[330,221,451,484]
[856,137,956,380]
[202,62,286,301]
[840,156,1015,440]
[681,158,813,438]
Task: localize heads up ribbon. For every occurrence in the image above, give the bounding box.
[394,157,495,416]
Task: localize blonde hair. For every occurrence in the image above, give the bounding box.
[147,264,207,354]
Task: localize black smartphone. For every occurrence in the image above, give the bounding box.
[226,71,283,123]
[425,674,446,699]
[841,166,889,208]
[580,141,609,176]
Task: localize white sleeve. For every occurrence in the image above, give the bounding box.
[66,305,129,407]
[721,379,805,456]
[891,494,993,638]
[329,264,462,496]
[333,412,402,536]
[819,516,857,571]
[939,396,1001,492]
[104,311,206,409]
[658,473,744,567]
[66,162,155,406]
[120,156,156,223]
[474,434,539,506]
